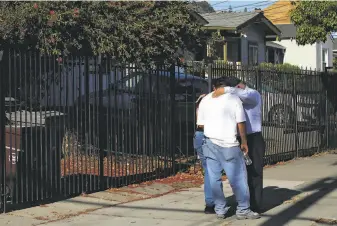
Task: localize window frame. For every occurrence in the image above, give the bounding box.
[248,42,259,65]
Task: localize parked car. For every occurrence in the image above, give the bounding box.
[248,82,325,126]
[74,70,208,155]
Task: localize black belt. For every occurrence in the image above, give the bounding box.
[247,132,262,137]
[196,127,204,132]
[237,132,262,143]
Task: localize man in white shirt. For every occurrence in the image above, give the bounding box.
[197,78,260,220]
[215,76,265,213]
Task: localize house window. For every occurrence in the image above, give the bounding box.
[278,50,284,64]
[275,49,282,64]
[267,47,275,64]
[227,41,240,63]
[248,43,258,65]
[322,48,328,70]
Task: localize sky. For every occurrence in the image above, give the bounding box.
[209,0,275,12]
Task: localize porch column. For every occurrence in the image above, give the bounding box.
[223,42,227,62]
[206,44,211,57]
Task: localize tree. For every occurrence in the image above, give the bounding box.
[290,1,337,45]
[0,1,207,65]
[190,1,215,14]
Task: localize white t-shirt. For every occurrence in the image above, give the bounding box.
[197,92,246,148]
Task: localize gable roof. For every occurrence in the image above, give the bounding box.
[202,11,260,29]
[201,11,281,36]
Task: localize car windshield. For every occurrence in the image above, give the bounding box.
[115,72,208,98]
[117,73,150,91]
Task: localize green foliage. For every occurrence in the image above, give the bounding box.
[205,31,225,61]
[189,1,215,14]
[290,1,337,45]
[334,57,337,69]
[0,1,206,65]
[259,62,301,71]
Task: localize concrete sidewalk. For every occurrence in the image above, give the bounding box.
[2,152,337,226]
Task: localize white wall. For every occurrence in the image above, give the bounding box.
[240,24,266,65]
[273,34,334,71]
[316,35,334,71]
[273,39,317,69]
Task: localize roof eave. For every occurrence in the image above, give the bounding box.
[260,17,282,36]
[236,13,261,30]
[190,11,209,26]
[202,26,237,31]
[235,13,281,36]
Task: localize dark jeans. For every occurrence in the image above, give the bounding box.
[246,132,266,213]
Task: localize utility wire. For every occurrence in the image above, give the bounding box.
[212,0,274,11]
[202,4,294,22]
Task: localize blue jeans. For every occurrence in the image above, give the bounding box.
[202,138,250,215]
[193,131,213,207]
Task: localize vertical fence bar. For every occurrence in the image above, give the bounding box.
[207,63,212,92]
[170,65,176,174]
[98,56,104,190]
[317,70,322,153]
[84,56,89,193]
[323,69,329,150]
[293,70,299,158]
[0,49,7,212]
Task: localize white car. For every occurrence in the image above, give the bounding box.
[256,83,322,125]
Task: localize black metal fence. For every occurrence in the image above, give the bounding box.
[211,63,332,161]
[0,51,336,212]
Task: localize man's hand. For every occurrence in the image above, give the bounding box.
[241,142,248,154]
[237,122,248,153]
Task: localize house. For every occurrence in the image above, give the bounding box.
[264,0,334,71]
[201,11,281,65]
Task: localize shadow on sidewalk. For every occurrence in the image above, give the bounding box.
[262,186,301,212]
[63,186,301,217]
[62,177,337,225]
[223,186,301,218]
[260,177,337,226]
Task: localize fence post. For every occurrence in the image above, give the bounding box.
[0,50,7,212]
[324,68,329,150]
[324,87,330,149]
[293,71,299,158]
[207,63,212,92]
[256,67,262,92]
[84,56,90,192]
[169,64,176,175]
[98,55,104,190]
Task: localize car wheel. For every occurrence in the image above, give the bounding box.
[268,105,295,126]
